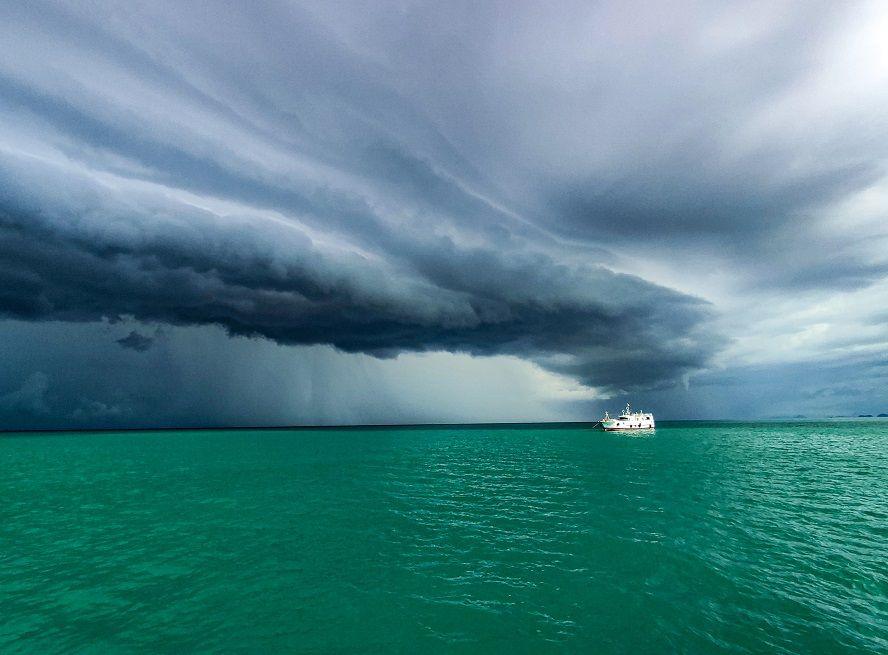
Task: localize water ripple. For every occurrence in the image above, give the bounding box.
[1,422,886,653]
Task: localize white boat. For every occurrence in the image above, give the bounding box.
[599,403,655,431]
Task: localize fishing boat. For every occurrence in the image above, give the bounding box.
[599,403,655,431]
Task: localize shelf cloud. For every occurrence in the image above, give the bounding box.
[0,149,721,393]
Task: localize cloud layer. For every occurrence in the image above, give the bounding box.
[0,1,886,427]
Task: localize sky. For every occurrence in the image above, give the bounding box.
[1,0,887,429]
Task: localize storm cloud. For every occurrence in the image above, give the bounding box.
[0,148,719,392]
[0,0,886,427]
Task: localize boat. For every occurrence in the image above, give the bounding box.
[599,403,655,430]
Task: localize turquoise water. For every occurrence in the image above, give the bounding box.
[1,421,886,653]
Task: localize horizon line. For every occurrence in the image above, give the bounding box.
[2,416,884,435]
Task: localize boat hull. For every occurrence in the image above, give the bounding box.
[600,420,655,430]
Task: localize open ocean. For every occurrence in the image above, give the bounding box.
[1,421,885,654]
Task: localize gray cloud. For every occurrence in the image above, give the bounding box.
[0,372,50,417]
[0,0,886,426]
[310,0,888,290]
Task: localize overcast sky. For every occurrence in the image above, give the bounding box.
[1,0,886,429]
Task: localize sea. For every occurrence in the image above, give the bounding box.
[1,421,885,654]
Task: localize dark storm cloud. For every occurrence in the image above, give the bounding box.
[0,150,721,392]
[0,0,886,417]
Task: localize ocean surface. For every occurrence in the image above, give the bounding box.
[1,421,886,654]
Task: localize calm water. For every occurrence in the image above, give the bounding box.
[1,422,886,653]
